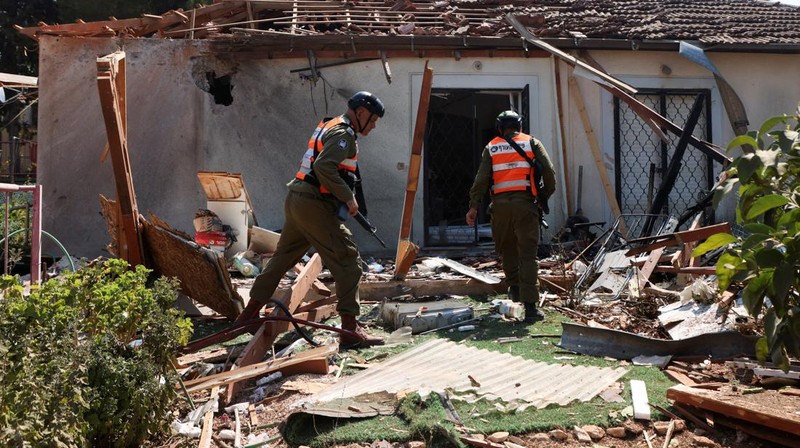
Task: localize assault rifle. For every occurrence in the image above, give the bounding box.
[337,203,388,248]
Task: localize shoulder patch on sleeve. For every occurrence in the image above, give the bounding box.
[338,138,348,150]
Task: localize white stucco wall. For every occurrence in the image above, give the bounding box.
[36,36,800,258]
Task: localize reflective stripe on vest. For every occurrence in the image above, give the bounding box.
[488,133,538,196]
[295,116,358,193]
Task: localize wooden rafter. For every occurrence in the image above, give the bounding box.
[96,51,144,267]
[393,61,433,280]
[225,253,326,403]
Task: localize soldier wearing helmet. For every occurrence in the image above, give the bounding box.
[466,110,556,323]
[236,91,386,350]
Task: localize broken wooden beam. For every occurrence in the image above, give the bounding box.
[96,51,145,268]
[667,384,800,436]
[625,223,731,257]
[394,61,433,280]
[225,253,324,403]
[184,344,336,393]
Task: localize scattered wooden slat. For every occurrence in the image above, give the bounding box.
[625,223,731,257]
[96,51,144,267]
[394,61,433,280]
[568,74,627,237]
[184,344,336,393]
[661,420,675,448]
[358,278,505,299]
[651,266,717,275]
[710,412,800,448]
[226,254,325,403]
[667,384,800,436]
[248,403,258,426]
[198,386,220,448]
[670,403,716,434]
[663,367,698,387]
[778,388,800,397]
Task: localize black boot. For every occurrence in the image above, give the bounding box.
[507,285,520,302]
[523,302,544,323]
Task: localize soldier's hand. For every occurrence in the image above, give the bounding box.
[346,198,359,217]
[539,200,550,215]
[466,207,478,227]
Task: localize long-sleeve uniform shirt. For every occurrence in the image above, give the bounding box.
[287,120,358,204]
[467,132,557,305]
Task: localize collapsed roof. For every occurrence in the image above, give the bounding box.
[16,0,800,53]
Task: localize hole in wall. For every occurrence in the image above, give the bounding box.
[206,71,233,106]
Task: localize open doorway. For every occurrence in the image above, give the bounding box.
[423,88,529,247]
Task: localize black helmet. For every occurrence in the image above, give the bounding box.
[496,110,522,132]
[348,91,386,118]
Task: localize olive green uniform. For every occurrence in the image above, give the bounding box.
[250,116,363,316]
[468,132,557,304]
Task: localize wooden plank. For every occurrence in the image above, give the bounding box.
[394,61,433,280]
[226,254,324,402]
[553,59,572,215]
[96,51,144,267]
[638,220,678,289]
[358,278,505,300]
[711,412,800,447]
[601,85,730,164]
[652,266,717,275]
[568,75,627,237]
[663,367,698,387]
[505,14,636,95]
[18,10,189,39]
[625,223,731,257]
[198,385,220,448]
[667,385,800,436]
[393,239,419,282]
[185,344,336,393]
[0,72,37,87]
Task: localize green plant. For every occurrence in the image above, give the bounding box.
[0,258,193,447]
[694,107,800,371]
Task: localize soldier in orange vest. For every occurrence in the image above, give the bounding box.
[236,91,386,349]
[466,110,556,323]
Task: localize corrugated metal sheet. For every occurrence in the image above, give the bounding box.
[311,339,628,408]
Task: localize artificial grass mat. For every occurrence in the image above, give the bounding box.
[282,302,677,447]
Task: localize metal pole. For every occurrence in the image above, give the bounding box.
[3,192,8,275]
[30,185,42,284]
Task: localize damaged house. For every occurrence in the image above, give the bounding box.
[19,0,800,258]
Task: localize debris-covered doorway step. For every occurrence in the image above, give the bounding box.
[423,88,529,247]
[614,89,716,227]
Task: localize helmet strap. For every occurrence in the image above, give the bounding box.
[355,110,375,134]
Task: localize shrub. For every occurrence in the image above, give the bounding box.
[0,259,193,447]
[695,107,800,371]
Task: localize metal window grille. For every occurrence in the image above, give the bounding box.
[614,90,715,226]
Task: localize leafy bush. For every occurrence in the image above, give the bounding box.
[0,259,193,447]
[0,190,35,271]
[695,107,800,370]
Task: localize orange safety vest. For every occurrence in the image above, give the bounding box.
[295,116,358,194]
[488,133,538,196]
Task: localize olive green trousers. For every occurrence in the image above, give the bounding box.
[249,190,363,315]
[490,197,541,304]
